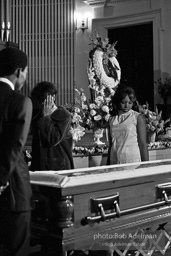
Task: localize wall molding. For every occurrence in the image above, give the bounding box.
[92,8,163,106]
[83,0,149,8]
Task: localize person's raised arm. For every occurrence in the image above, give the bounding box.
[38,106,71,147]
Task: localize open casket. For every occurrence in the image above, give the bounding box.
[30,159,171,255]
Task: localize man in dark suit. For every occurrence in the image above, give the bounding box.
[0,47,33,256]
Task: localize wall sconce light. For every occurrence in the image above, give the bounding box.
[1,22,5,41]
[75,18,88,32]
[1,21,11,41]
[6,22,11,41]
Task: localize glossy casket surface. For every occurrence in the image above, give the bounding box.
[30,159,171,254]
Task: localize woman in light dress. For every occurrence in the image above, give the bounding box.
[107,85,149,165]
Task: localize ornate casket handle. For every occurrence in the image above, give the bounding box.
[81,183,171,226]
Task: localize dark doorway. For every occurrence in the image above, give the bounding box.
[108,23,154,108]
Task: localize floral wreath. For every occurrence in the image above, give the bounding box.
[88,31,121,98]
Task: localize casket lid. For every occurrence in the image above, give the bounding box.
[29,159,171,196]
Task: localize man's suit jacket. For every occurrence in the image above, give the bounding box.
[0,81,33,212]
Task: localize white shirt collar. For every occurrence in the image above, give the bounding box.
[0,77,14,90]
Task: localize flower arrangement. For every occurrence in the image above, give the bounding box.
[79,90,111,130]
[88,30,121,100]
[74,31,121,131]
[163,117,171,135]
[64,92,86,142]
[64,100,84,129]
[155,76,171,99]
[70,125,85,143]
[24,139,171,166]
[73,144,107,157]
[138,103,164,134]
[148,141,171,149]
[65,32,121,136]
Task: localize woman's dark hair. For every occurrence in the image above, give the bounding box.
[110,85,137,115]
[31,81,57,105]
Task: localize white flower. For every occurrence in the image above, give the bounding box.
[72,113,78,121]
[87,69,95,80]
[70,125,85,142]
[95,85,99,91]
[82,104,88,110]
[99,89,105,96]
[102,105,109,113]
[95,96,104,106]
[89,103,96,109]
[94,115,102,121]
[89,78,96,87]
[95,96,104,102]
[105,97,112,103]
[90,109,96,116]
[75,107,80,113]
[110,88,115,96]
[93,49,121,90]
[80,93,87,102]
[72,113,82,124]
[104,113,110,121]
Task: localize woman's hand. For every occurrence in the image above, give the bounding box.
[43,95,54,116]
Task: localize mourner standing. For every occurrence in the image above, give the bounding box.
[31,81,74,171]
[107,85,149,165]
[0,47,33,256]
